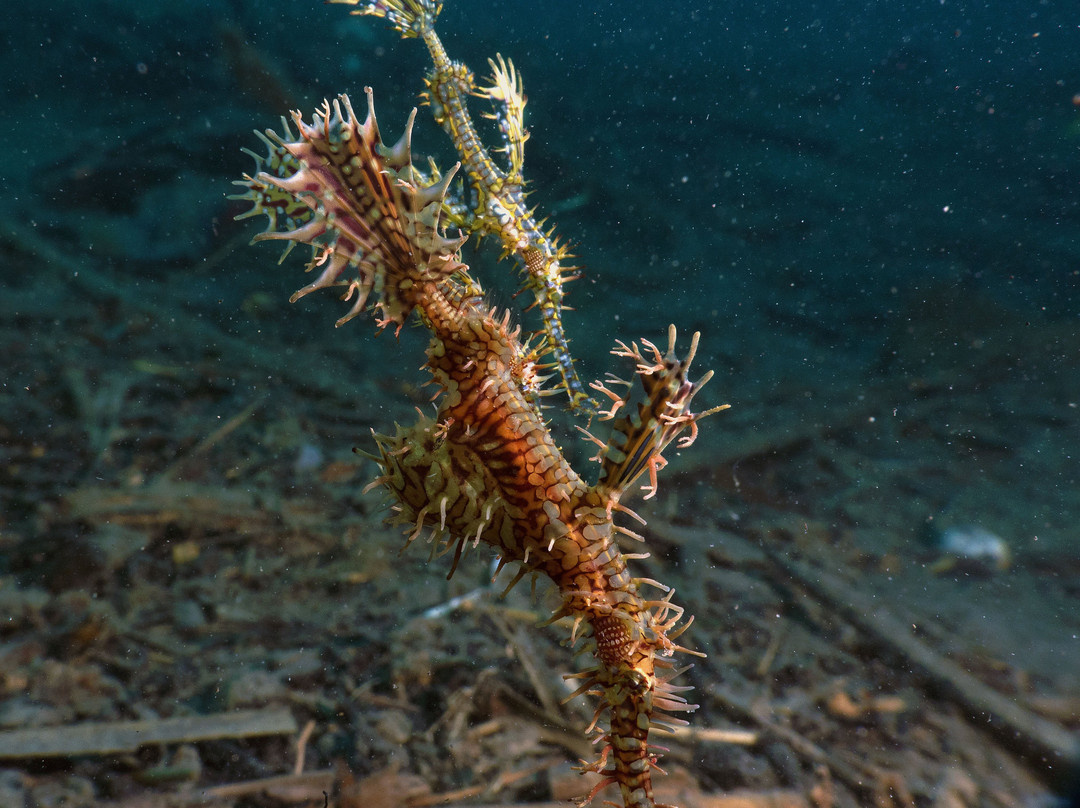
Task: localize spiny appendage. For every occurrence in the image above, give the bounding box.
[520,486,699,808]
[581,664,697,808]
[231,118,311,255]
[478,53,527,184]
[559,587,700,808]
[332,0,443,38]
[367,410,517,580]
[233,88,467,329]
[583,325,731,501]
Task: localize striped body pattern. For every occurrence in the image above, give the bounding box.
[336,0,595,413]
[233,7,726,808]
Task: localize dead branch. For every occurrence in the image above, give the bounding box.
[769,553,1080,775]
[0,708,297,759]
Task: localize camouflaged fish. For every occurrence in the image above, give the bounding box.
[232,7,728,806]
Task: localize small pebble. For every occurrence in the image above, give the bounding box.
[932,525,1011,573]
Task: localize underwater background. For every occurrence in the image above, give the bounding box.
[1,1,1078,806]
